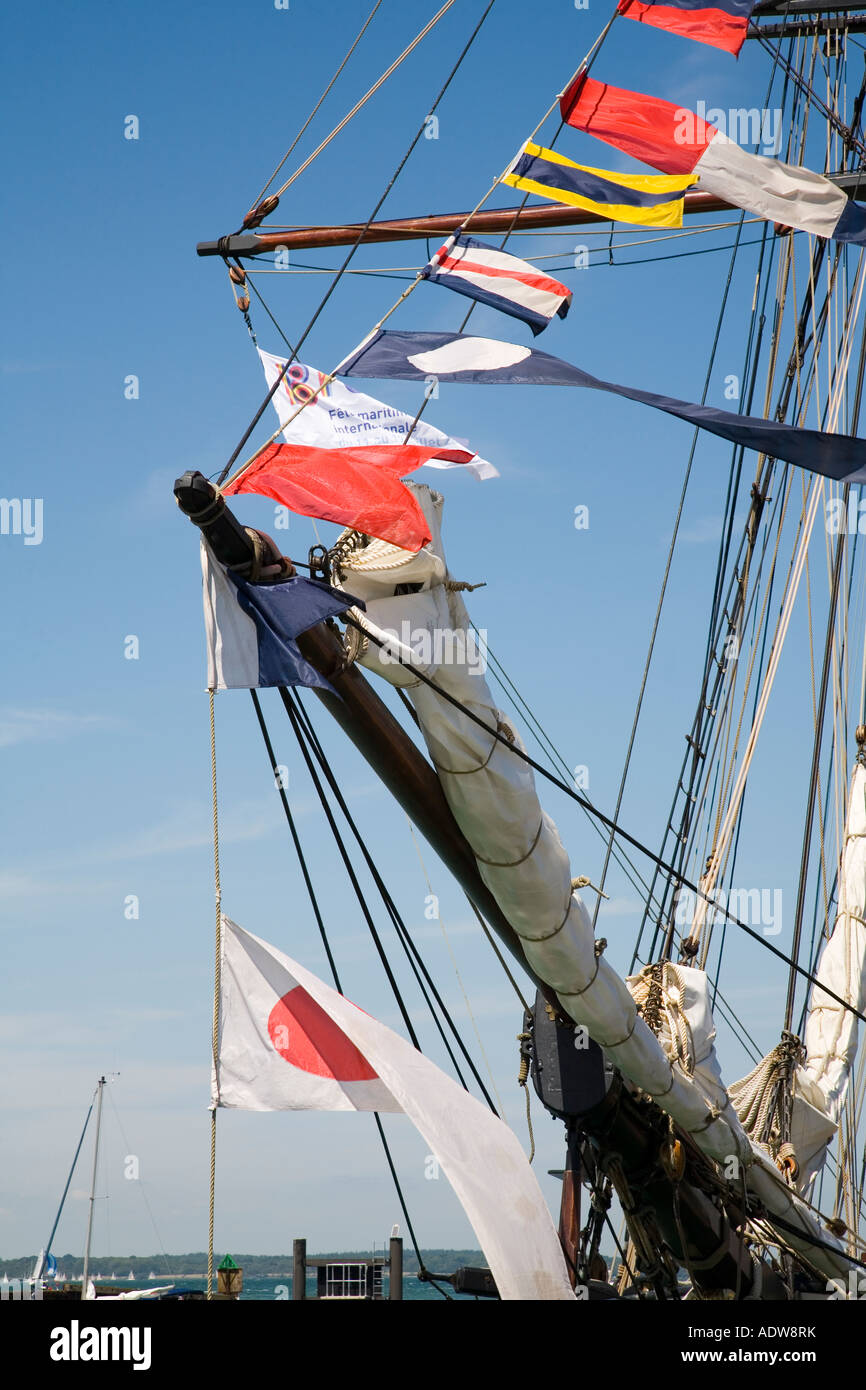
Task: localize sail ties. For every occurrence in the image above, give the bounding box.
[728,1032,804,1176]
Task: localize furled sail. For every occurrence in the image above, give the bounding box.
[730,755,866,1195]
[805,757,866,1120]
[334,483,854,1282]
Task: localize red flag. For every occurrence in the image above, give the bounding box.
[616,0,754,57]
[224,443,473,550]
[559,73,716,175]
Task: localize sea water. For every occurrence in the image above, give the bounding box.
[156,1274,482,1301]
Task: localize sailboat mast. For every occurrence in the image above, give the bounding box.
[32,1097,94,1281]
[80,1076,106,1300]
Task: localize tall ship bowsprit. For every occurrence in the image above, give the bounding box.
[175,0,866,1302]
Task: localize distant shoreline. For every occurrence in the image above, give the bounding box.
[1,1249,484,1280]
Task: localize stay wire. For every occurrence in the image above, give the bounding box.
[249,1,384,209]
[372,1112,452,1298]
[632,23,810,965]
[270,0,460,202]
[695,29,862,985]
[244,275,296,359]
[279,687,422,1047]
[632,45,797,965]
[280,684,481,1092]
[104,1090,172,1276]
[287,688,499,1112]
[249,690,341,985]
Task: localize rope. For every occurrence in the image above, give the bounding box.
[372,1113,452,1298]
[207,688,221,1302]
[221,0,623,489]
[476,629,673,932]
[249,690,341,984]
[406,820,505,1114]
[270,1,459,200]
[515,1034,536,1164]
[280,687,421,1048]
[633,36,827,972]
[465,898,531,1013]
[697,242,843,971]
[685,239,865,955]
[249,1,384,208]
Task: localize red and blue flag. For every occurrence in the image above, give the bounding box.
[617,0,756,56]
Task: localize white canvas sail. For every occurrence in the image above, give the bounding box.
[729,758,866,1196]
[805,759,866,1123]
[337,483,855,1282]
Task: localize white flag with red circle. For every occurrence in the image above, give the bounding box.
[212,916,575,1300]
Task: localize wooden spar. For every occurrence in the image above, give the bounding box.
[196,193,735,257]
[197,173,866,256]
[173,470,545,991]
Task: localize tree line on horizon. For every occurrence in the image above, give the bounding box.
[1,1249,484,1279]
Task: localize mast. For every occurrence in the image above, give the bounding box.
[80,1076,106,1300]
[32,1097,94,1282]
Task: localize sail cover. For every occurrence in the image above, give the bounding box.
[214,916,575,1301]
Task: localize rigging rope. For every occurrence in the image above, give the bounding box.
[249,0,384,209]
[248,689,450,1295]
[592,199,754,928]
[405,819,505,1114]
[269,1,459,201]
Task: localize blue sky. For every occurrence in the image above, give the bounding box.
[2,0,862,1267]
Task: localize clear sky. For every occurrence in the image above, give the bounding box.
[2,0,861,1267]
